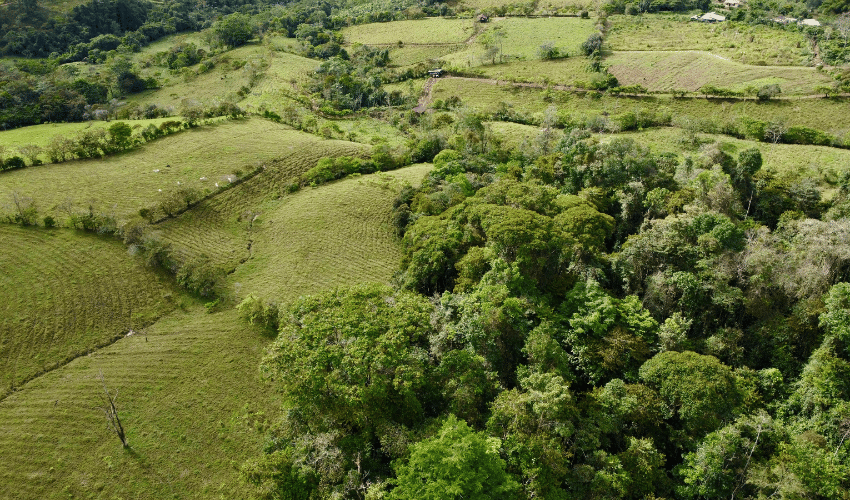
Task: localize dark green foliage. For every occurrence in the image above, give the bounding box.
[300,156,376,186]
[756,84,782,101]
[392,415,520,500]
[213,13,255,48]
[581,32,603,56]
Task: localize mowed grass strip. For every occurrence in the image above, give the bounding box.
[0,306,278,500]
[342,18,475,45]
[228,164,433,304]
[0,118,316,221]
[606,51,832,95]
[605,15,812,66]
[153,135,371,270]
[0,226,178,395]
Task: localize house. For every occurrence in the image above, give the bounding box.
[723,0,741,8]
[478,14,490,22]
[773,16,798,24]
[799,18,821,26]
[692,12,726,22]
[428,69,444,78]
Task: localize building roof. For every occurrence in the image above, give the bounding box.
[800,18,821,26]
[700,12,727,21]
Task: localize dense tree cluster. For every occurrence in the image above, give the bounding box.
[245,125,850,498]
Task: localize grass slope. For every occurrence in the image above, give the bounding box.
[605,15,813,66]
[0,306,277,500]
[606,51,832,95]
[0,226,178,397]
[228,164,433,304]
[152,134,371,271]
[0,118,177,155]
[342,18,475,45]
[0,118,321,221]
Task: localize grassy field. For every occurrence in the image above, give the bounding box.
[429,78,850,133]
[0,119,327,222]
[606,51,833,95]
[0,226,178,397]
[0,306,279,500]
[488,120,540,149]
[389,44,465,67]
[0,118,178,160]
[342,18,476,45]
[227,164,433,304]
[605,15,814,66]
[474,57,601,84]
[488,16,596,59]
[151,135,371,271]
[457,0,593,14]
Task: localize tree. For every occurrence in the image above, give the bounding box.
[639,351,741,437]
[97,371,128,448]
[214,13,255,48]
[581,32,603,56]
[764,120,787,144]
[757,84,781,101]
[391,415,520,500]
[17,144,42,165]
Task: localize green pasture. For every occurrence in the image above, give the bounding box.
[388,44,465,67]
[342,18,476,45]
[0,119,328,221]
[0,227,178,396]
[473,57,600,84]
[606,51,833,95]
[430,78,850,133]
[457,0,592,14]
[0,118,178,163]
[488,120,540,149]
[151,135,371,272]
[227,164,433,304]
[0,306,278,500]
[605,15,814,66]
[488,16,597,60]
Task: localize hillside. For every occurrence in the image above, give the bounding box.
[2,2,850,499]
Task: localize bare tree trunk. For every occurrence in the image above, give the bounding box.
[98,371,128,448]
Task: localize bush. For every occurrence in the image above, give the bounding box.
[237,294,280,333]
[301,156,377,186]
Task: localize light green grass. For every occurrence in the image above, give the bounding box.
[389,44,465,67]
[342,18,476,45]
[473,57,600,85]
[0,306,278,499]
[0,226,178,396]
[228,164,433,304]
[606,51,833,95]
[0,119,325,221]
[152,135,372,271]
[0,118,177,157]
[602,126,850,198]
[605,15,813,66]
[488,120,540,149]
[457,0,592,14]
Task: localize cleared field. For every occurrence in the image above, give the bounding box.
[606,51,833,95]
[0,226,178,396]
[0,118,177,160]
[228,164,433,304]
[429,78,850,133]
[389,44,465,67]
[0,119,316,221]
[604,126,850,197]
[342,18,475,45]
[606,15,813,66]
[458,0,592,14]
[489,16,596,59]
[0,306,278,499]
[152,135,371,271]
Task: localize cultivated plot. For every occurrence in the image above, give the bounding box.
[606,51,833,95]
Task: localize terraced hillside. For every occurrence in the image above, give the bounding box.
[0,226,178,397]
